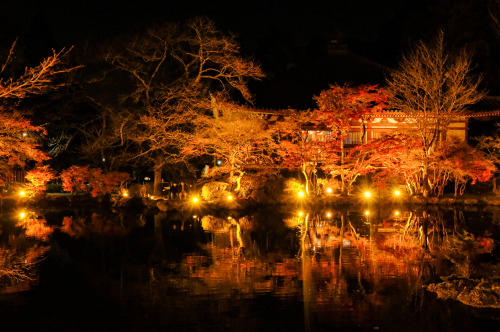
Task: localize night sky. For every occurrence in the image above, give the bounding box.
[1,0,500,108]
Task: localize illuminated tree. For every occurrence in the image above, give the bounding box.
[386,31,485,197]
[314,84,387,196]
[369,134,423,194]
[60,165,129,197]
[185,100,277,193]
[474,125,500,193]
[271,109,339,195]
[0,45,76,189]
[84,17,264,195]
[23,165,56,197]
[432,138,494,196]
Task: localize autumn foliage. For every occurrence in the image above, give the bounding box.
[24,165,57,197]
[60,165,129,196]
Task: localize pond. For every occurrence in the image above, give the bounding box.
[0,203,499,331]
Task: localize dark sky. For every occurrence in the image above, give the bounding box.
[0,0,410,60]
[1,0,500,108]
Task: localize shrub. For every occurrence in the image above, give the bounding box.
[24,165,57,197]
[60,166,130,197]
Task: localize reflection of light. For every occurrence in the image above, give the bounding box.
[326,187,332,194]
[19,191,26,197]
[192,197,199,203]
[298,211,303,216]
[227,216,232,220]
[364,191,371,198]
[326,212,332,218]
[19,212,26,219]
[298,191,304,197]
[394,190,401,196]
[365,210,370,216]
[192,215,197,219]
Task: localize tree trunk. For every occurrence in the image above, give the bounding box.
[154,167,162,196]
[422,153,431,198]
[301,163,309,194]
[235,171,244,192]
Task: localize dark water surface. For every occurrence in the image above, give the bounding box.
[1,204,499,331]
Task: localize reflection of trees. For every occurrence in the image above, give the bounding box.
[0,245,49,289]
[159,210,429,324]
[16,213,53,242]
[60,212,133,238]
[1,214,50,293]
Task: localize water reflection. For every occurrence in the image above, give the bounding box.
[1,209,51,293]
[0,205,498,330]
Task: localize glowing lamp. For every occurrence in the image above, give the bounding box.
[298,211,303,216]
[192,197,199,203]
[364,191,371,198]
[19,212,26,219]
[227,195,233,201]
[298,191,304,198]
[326,187,332,194]
[326,212,332,218]
[394,210,400,216]
[19,191,26,197]
[365,210,370,216]
[394,190,401,196]
[122,192,129,197]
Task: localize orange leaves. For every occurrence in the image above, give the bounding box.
[314,84,388,132]
[60,166,129,197]
[16,217,53,242]
[24,165,56,197]
[0,111,49,186]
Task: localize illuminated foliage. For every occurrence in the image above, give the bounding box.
[431,138,494,196]
[24,165,56,197]
[0,113,49,187]
[185,101,277,194]
[313,85,388,195]
[386,31,484,197]
[60,165,129,197]
[84,17,264,195]
[0,42,77,188]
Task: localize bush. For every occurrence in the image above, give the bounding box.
[201,181,231,204]
[60,166,130,197]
